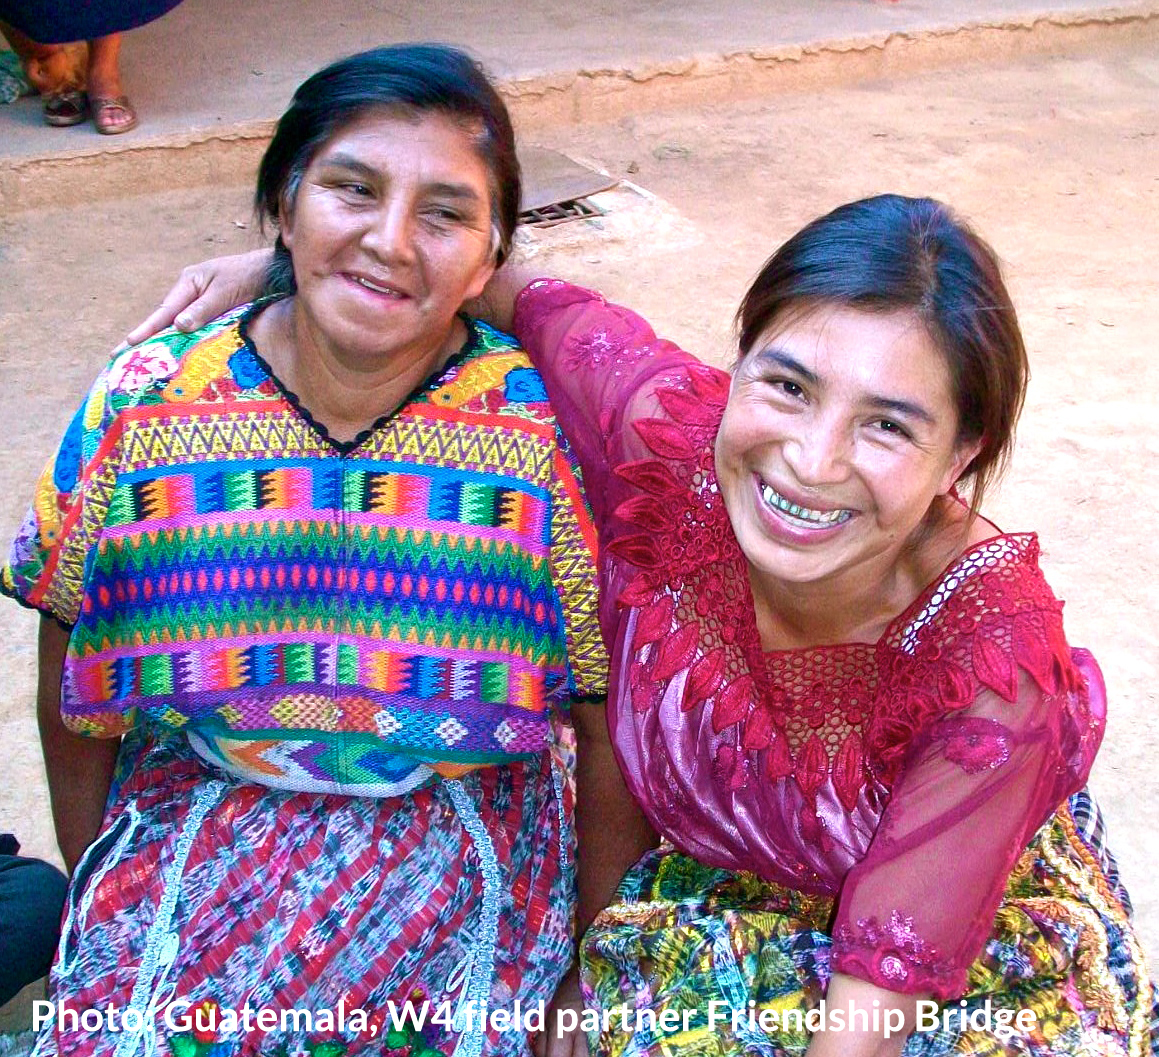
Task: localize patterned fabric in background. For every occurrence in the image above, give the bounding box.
[581,791,1156,1057]
[0,50,32,103]
[2,302,606,795]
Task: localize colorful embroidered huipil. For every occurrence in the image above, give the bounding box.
[3,303,606,795]
[3,303,607,1057]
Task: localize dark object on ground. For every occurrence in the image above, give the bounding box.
[0,840,68,1006]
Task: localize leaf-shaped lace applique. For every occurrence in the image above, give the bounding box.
[794,734,829,798]
[614,494,670,532]
[633,417,696,460]
[634,595,675,647]
[614,458,682,497]
[713,674,756,733]
[683,648,726,710]
[657,386,721,427]
[1012,613,1058,694]
[833,733,865,810]
[685,363,731,404]
[652,623,701,682]
[973,631,1019,701]
[741,704,773,751]
[608,532,661,569]
[766,732,793,779]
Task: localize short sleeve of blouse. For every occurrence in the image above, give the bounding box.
[2,362,125,626]
[547,435,608,700]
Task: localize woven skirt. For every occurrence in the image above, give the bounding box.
[33,729,575,1057]
[580,790,1157,1057]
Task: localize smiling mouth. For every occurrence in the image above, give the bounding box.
[349,274,408,297]
[759,481,854,527]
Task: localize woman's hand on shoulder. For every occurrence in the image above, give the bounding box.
[123,248,274,346]
[465,262,540,334]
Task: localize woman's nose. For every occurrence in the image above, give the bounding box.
[362,198,417,262]
[782,417,850,486]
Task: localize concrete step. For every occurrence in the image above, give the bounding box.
[3,0,1157,211]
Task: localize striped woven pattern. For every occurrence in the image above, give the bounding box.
[3,304,606,792]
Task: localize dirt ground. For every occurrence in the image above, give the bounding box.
[1,27,1156,973]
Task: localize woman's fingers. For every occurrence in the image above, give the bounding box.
[531,1018,591,1057]
[123,249,272,346]
[124,266,216,345]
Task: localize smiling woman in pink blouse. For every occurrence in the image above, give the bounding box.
[127,193,1155,1057]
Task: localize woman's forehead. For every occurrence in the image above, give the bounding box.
[750,304,956,400]
[316,107,485,160]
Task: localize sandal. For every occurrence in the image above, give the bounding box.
[91,94,139,135]
[43,89,89,127]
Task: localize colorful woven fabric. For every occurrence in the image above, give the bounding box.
[581,791,1154,1057]
[2,303,606,794]
[31,728,575,1057]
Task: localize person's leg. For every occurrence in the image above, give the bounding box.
[86,32,137,134]
[1,23,89,126]
[0,854,68,1006]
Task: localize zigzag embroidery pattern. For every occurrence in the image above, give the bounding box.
[6,310,609,790]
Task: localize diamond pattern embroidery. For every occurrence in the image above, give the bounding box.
[435,717,468,746]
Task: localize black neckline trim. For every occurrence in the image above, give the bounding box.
[236,298,485,456]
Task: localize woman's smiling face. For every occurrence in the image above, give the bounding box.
[714,303,981,598]
[279,107,498,369]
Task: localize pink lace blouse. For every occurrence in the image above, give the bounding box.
[513,280,1106,1000]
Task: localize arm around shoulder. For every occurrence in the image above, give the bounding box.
[125,248,274,346]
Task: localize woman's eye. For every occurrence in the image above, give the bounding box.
[339,182,373,199]
[423,206,465,226]
[875,419,911,439]
[772,379,804,398]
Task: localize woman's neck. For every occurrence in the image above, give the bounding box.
[749,561,913,650]
[251,298,467,443]
[747,502,984,650]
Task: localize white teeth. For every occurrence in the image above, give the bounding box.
[354,276,399,295]
[760,483,852,527]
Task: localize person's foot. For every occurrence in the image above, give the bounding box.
[43,88,89,127]
[91,94,138,134]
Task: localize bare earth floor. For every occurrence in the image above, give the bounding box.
[0,27,1156,984]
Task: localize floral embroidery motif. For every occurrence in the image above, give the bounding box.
[832,911,956,991]
[107,340,180,395]
[933,716,1012,773]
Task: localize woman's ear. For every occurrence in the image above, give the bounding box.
[940,436,984,495]
[277,191,295,252]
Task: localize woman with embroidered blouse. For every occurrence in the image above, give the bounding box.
[0,45,654,1057]
[119,195,1155,1055]
[501,195,1155,1057]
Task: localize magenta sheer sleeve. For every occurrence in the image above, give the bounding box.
[832,591,1106,999]
[513,279,712,534]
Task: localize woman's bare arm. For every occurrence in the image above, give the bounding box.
[37,617,120,873]
[534,699,659,1057]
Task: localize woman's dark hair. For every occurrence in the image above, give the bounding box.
[255,43,521,294]
[736,194,1028,515]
